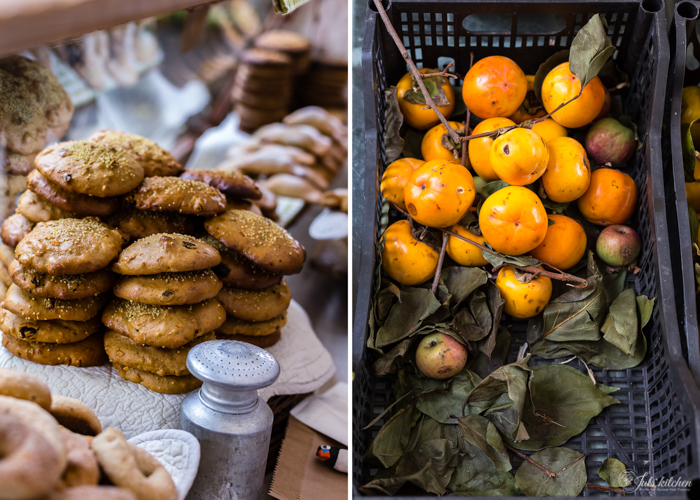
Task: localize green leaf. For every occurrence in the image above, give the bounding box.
[543,198,570,214]
[403,75,451,106]
[456,414,512,472]
[401,128,425,160]
[375,280,402,326]
[534,50,570,102]
[474,282,505,357]
[598,458,632,488]
[448,449,519,495]
[363,404,416,468]
[416,369,483,424]
[601,288,638,356]
[482,180,510,198]
[569,14,616,90]
[682,120,699,182]
[441,266,489,310]
[514,447,587,496]
[510,364,620,450]
[481,245,542,269]
[596,58,629,89]
[375,287,442,348]
[373,338,416,377]
[602,269,627,306]
[384,87,404,163]
[637,295,654,328]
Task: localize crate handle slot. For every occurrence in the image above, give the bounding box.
[462,13,565,36]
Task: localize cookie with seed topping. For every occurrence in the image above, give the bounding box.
[0,308,102,344]
[0,214,33,247]
[179,170,261,200]
[102,298,226,348]
[113,270,222,305]
[9,260,116,299]
[217,329,281,348]
[112,363,201,394]
[88,130,183,177]
[216,312,287,337]
[27,170,121,217]
[125,176,226,216]
[201,235,282,290]
[2,284,108,321]
[0,262,11,287]
[105,330,215,377]
[112,233,221,275]
[35,141,144,197]
[204,210,305,275]
[17,190,78,223]
[0,244,14,268]
[106,209,195,240]
[216,281,291,322]
[2,333,107,367]
[15,218,124,275]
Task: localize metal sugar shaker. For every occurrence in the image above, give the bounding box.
[181,340,280,500]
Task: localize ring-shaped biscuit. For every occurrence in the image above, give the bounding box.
[0,367,52,410]
[50,395,102,436]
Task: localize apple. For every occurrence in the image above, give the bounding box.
[596,225,642,267]
[415,332,467,380]
[585,118,636,168]
[595,87,612,121]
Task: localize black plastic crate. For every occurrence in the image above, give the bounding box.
[353,0,700,497]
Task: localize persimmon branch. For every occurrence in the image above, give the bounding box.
[431,234,448,294]
[421,62,460,80]
[585,483,626,495]
[461,53,474,168]
[505,444,556,478]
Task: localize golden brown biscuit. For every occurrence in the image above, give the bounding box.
[0,367,52,410]
[216,281,291,322]
[201,235,282,290]
[35,141,144,197]
[16,189,78,222]
[102,298,226,349]
[88,130,183,177]
[0,261,11,287]
[254,30,311,56]
[3,151,36,175]
[3,284,108,321]
[254,185,278,218]
[1,213,34,247]
[2,332,107,367]
[27,170,121,217]
[125,176,226,216]
[226,198,263,215]
[241,48,293,68]
[59,427,100,487]
[113,270,222,305]
[9,260,117,299]
[204,210,305,275]
[0,244,13,268]
[15,218,124,275]
[0,282,6,302]
[236,62,293,81]
[0,68,48,155]
[180,169,261,200]
[113,364,202,394]
[216,313,286,337]
[50,396,102,436]
[105,330,216,376]
[106,209,195,240]
[0,308,102,344]
[112,233,221,275]
[217,329,281,348]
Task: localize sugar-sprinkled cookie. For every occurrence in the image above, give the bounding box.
[27,170,121,217]
[125,176,226,216]
[112,363,201,394]
[9,260,117,299]
[201,235,282,290]
[89,130,183,177]
[216,281,291,322]
[113,270,222,305]
[179,169,262,200]
[106,209,194,240]
[0,308,103,344]
[2,284,108,321]
[16,190,78,223]
[2,332,107,367]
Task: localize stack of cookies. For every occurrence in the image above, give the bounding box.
[203,209,306,348]
[102,233,227,394]
[0,217,123,367]
[296,59,348,110]
[231,48,294,133]
[254,30,311,76]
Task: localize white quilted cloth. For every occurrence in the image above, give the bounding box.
[0,300,335,438]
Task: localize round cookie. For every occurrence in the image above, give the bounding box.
[254,30,311,56]
[102,298,226,349]
[3,151,36,175]
[113,270,222,305]
[105,330,216,376]
[35,141,144,197]
[204,210,305,275]
[0,367,52,410]
[113,364,202,394]
[50,395,102,436]
[1,332,107,367]
[0,244,13,267]
[226,198,263,215]
[217,281,291,322]
[216,312,287,337]
[1,213,34,247]
[112,233,221,275]
[27,170,121,217]
[17,189,78,222]
[218,329,281,348]
[15,217,124,275]
[88,130,183,177]
[106,209,195,240]
[0,308,103,344]
[3,284,108,321]
[0,68,48,155]
[125,176,226,216]
[9,260,117,299]
[179,169,262,200]
[201,235,282,290]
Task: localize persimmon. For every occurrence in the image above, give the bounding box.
[541,137,591,203]
[681,86,700,146]
[462,56,527,119]
[529,215,587,270]
[404,160,475,228]
[490,128,549,186]
[381,220,439,285]
[531,118,568,144]
[577,168,638,226]
[446,224,488,267]
[396,69,455,130]
[509,75,547,123]
[541,62,605,129]
[479,186,548,255]
[468,117,515,182]
[422,121,466,162]
[380,158,425,211]
[495,266,552,318]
